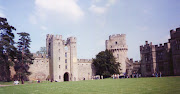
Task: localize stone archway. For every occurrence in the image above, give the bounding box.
[64,72,69,81]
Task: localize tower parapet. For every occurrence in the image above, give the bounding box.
[67,37,76,44]
[78,59,92,63]
[170,27,180,39]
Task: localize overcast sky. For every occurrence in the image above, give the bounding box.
[0,0,179,60]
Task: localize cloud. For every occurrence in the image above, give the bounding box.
[89,5,107,14]
[40,25,47,31]
[89,0,117,15]
[106,0,116,7]
[34,0,84,21]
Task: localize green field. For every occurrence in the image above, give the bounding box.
[0,77,180,94]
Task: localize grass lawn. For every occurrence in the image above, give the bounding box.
[0,76,179,94]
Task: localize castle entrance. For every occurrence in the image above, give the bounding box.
[64,72,69,81]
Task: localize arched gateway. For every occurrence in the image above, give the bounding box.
[64,72,69,81]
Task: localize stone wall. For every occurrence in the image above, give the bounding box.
[77,59,95,80]
[28,54,49,81]
[170,27,180,75]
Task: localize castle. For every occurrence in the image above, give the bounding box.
[28,34,133,81]
[140,27,180,76]
[28,27,180,82]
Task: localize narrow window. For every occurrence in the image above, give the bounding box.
[65,65,67,69]
[59,57,60,61]
[59,75,61,79]
[115,42,117,45]
[65,59,67,63]
[59,65,60,68]
[59,49,60,53]
[65,52,67,57]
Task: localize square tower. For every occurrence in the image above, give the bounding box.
[46,34,78,82]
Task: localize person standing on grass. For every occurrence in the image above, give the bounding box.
[160,72,162,78]
[113,74,114,79]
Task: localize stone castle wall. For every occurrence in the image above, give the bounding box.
[77,59,95,80]
[28,54,49,81]
[170,27,180,75]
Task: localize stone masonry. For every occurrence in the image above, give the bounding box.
[106,34,128,75]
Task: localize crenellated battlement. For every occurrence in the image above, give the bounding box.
[67,37,76,43]
[155,42,170,51]
[109,34,126,40]
[170,27,180,35]
[78,59,92,63]
[140,41,154,52]
[46,34,62,41]
[33,53,48,58]
[170,27,180,39]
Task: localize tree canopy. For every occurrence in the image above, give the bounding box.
[0,17,16,81]
[36,47,46,54]
[93,50,120,78]
[14,32,33,84]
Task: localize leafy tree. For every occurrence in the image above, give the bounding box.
[93,50,120,78]
[36,47,46,54]
[14,32,33,84]
[0,17,16,81]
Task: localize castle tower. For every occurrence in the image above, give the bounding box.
[106,34,128,75]
[140,41,157,77]
[66,37,78,81]
[46,34,78,82]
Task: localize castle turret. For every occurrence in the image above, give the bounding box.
[106,34,128,75]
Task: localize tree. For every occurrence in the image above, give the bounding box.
[0,17,16,81]
[14,32,33,84]
[93,50,120,78]
[36,47,46,54]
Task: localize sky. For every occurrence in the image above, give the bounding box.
[0,0,179,60]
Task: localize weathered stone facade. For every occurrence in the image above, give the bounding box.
[140,27,180,77]
[170,27,180,75]
[126,59,141,77]
[106,34,128,75]
[78,59,96,80]
[28,54,49,81]
[140,41,173,76]
[46,34,79,82]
